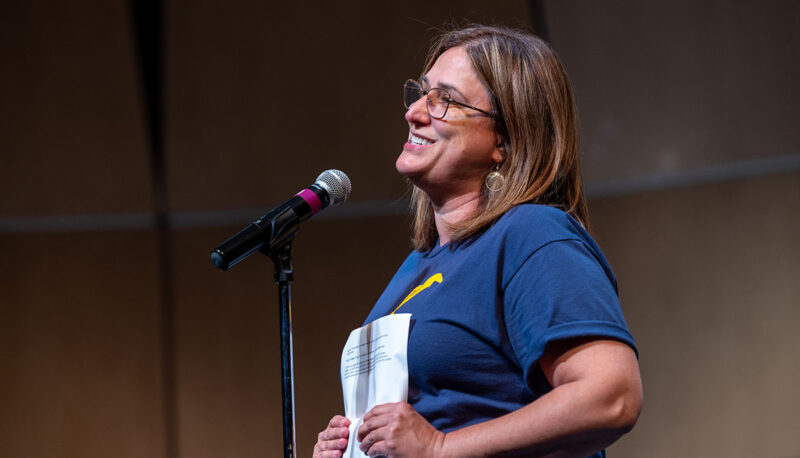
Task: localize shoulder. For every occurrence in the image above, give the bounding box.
[483,205,615,287]
[490,204,587,251]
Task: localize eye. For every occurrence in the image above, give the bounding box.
[426,89,446,105]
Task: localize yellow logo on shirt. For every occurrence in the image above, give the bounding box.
[390,273,443,314]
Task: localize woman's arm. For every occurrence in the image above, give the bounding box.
[357,338,642,458]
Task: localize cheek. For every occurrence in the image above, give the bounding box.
[434,120,498,164]
[461,130,498,162]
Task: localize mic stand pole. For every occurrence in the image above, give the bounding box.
[267,240,297,458]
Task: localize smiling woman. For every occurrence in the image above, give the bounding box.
[313,25,642,458]
[396,45,504,212]
[406,26,587,252]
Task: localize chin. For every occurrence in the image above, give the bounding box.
[397,169,424,185]
[395,153,422,178]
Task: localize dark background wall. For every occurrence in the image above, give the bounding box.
[1,1,798,457]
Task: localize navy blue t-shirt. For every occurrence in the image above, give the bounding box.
[363,204,635,458]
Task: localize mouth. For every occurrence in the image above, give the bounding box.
[409,133,434,146]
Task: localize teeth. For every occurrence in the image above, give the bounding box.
[410,134,432,146]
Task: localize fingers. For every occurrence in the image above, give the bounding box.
[362,402,403,422]
[361,428,401,458]
[313,416,351,458]
[312,449,344,458]
[357,415,389,443]
[358,425,383,456]
[357,403,407,450]
[357,403,442,457]
[358,402,412,442]
[328,415,351,428]
[319,415,351,442]
[314,434,348,453]
[312,450,345,458]
[313,434,348,458]
[319,425,351,441]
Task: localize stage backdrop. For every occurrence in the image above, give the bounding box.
[1,1,798,457]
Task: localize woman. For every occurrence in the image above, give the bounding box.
[314,25,642,458]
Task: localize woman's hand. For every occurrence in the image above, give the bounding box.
[357,402,446,458]
[313,415,351,458]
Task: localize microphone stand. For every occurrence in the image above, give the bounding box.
[267,239,297,458]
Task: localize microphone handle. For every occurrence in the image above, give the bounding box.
[211,184,330,270]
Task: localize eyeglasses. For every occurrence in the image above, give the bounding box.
[403,79,495,120]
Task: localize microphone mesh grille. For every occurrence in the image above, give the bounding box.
[315,169,352,206]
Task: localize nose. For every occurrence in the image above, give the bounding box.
[404,96,430,125]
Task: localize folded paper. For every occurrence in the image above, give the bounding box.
[340,313,411,458]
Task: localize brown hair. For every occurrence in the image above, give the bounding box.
[409,25,589,251]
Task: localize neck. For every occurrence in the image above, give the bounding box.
[431,191,482,246]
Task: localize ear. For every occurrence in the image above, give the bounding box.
[491,137,506,163]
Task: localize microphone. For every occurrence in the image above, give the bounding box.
[211,169,351,271]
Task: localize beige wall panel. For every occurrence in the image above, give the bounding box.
[166,0,532,210]
[546,0,800,183]
[172,215,411,457]
[590,172,800,457]
[0,231,165,458]
[0,1,152,216]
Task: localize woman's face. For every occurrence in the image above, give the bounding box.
[397,46,504,204]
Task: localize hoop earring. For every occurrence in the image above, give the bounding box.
[485,163,505,192]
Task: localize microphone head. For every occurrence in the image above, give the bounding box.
[315,169,351,206]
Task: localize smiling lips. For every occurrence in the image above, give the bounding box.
[409,134,434,146]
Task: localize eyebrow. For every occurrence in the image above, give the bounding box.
[421,76,467,101]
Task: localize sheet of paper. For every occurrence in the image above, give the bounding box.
[340,313,411,458]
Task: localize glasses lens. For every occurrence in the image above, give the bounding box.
[403,81,422,108]
[426,88,448,119]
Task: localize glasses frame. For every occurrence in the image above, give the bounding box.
[403,79,495,120]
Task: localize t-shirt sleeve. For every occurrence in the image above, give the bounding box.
[503,238,636,388]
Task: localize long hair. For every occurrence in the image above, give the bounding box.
[410,25,589,251]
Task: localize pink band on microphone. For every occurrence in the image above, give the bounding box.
[296,188,323,214]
